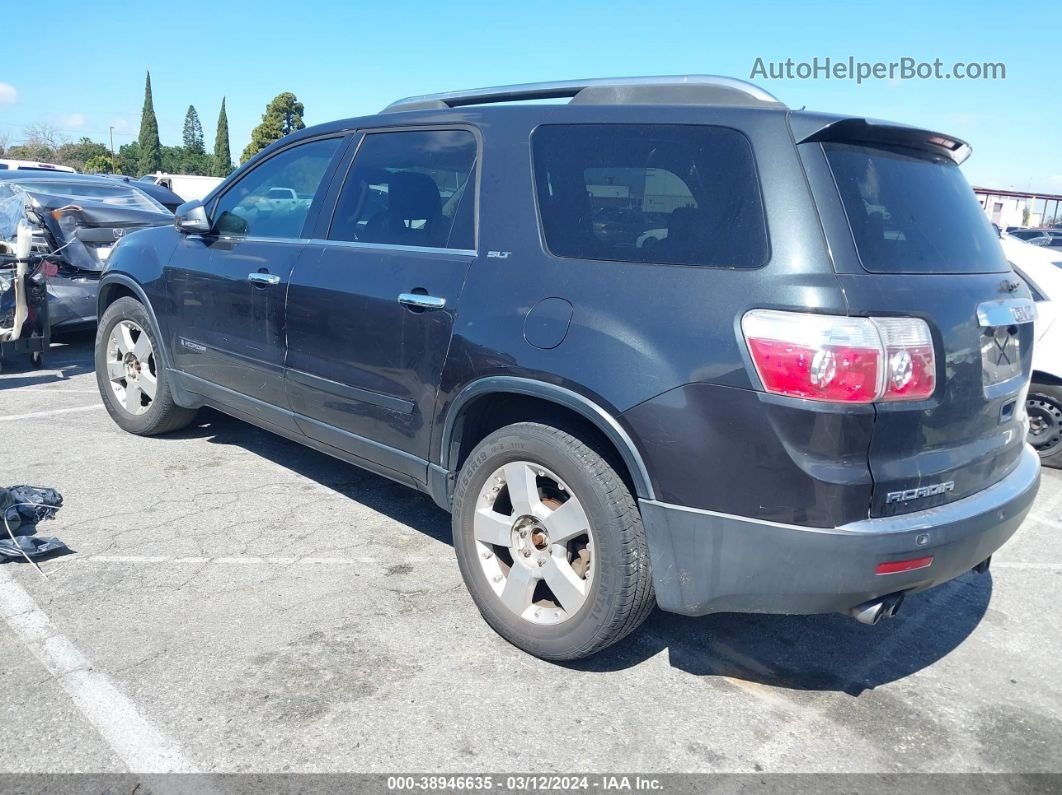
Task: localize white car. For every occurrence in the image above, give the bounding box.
[0,158,76,173]
[1002,234,1062,467]
[138,173,223,202]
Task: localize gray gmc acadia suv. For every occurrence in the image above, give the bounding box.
[93,76,1041,660]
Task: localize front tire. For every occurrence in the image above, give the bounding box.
[452,422,655,660]
[95,297,196,436]
[1027,382,1062,469]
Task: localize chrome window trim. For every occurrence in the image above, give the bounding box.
[214,235,311,245]
[307,238,476,257]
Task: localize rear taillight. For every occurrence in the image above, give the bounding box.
[741,310,936,404]
[873,318,936,401]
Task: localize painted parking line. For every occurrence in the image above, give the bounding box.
[0,567,194,773]
[65,554,1058,569]
[0,404,104,422]
[69,555,434,565]
[4,387,103,394]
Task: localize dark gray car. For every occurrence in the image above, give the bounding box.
[91,76,1040,660]
[0,173,173,331]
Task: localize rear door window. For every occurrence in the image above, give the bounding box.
[328,129,478,251]
[824,143,1009,274]
[531,124,769,268]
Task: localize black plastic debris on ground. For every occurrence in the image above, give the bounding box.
[0,485,68,560]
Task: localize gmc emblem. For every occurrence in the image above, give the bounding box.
[1010,304,1034,323]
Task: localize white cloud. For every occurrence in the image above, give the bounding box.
[62,113,87,128]
[0,82,16,104]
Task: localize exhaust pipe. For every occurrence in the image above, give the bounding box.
[846,593,905,625]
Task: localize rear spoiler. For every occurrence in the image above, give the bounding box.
[792,116,972,165]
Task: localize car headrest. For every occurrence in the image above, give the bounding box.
[668,206,700,240]
[388,171,441,221]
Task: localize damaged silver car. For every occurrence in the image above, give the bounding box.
[0,173,173,333]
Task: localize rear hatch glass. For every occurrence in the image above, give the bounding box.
[825,143,1009,275]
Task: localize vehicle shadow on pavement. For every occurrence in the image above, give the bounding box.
[162,409,454,545]
[575,576,992,695]
[0,334,95,389]
[160,409,992,697]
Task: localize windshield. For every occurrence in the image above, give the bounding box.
[6,179,170,214]
[824,143,1009,274]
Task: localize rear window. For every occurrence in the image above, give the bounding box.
[532,124,769,268]
[825,143,1008,274]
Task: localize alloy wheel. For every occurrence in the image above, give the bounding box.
[104,319,158,416]
[473,461,594,625]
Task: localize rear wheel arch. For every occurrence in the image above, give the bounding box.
[439,378,655,503]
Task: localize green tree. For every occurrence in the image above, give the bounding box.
[240,92,304,164]
[4,143,55,162]
[160,145,186,174]
[56,137,110,171]
[175,148,212,176]
[117,141,140,176]
[83,154,114,173]
[137,71,162,175]
[213,97,233,177]
[182,105,204,154]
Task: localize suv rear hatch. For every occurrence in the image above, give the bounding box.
[798,118,1035,517]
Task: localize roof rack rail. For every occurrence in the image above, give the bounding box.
[383,75,786,113]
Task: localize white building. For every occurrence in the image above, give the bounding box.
[973,186,1062,229]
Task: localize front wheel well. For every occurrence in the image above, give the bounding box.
[97,282,139,316]
[445,392,644,501]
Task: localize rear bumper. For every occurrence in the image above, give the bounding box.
[640,445,1041,616]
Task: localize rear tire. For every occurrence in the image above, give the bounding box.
[1027,382,1062,469]
[95,297,196,436]
[452,422,655,660]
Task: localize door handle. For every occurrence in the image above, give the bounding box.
[248,272,281,286]
[398,293,446,310]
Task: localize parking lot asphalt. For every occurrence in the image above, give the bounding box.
[1,335,1061,775]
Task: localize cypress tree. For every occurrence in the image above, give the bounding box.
[137,71,162,175]
[213,97,232,177]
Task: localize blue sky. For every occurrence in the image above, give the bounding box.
[1,0,1058,191]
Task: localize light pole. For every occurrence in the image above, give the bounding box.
[109,126,116,173]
